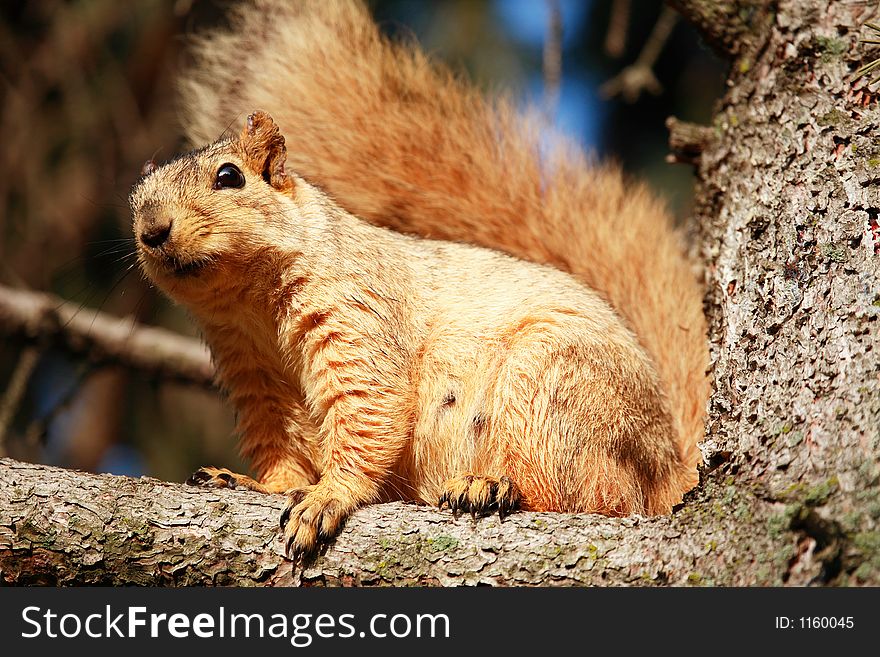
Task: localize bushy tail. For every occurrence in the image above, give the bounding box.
[179,0,709,494]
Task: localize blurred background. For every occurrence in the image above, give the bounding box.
[0,0,725,482]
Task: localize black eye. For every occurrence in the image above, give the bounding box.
[213,163,245,190]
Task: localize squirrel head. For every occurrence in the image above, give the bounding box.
[130,111,303,304]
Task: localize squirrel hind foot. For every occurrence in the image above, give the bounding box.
[186,466,270,493]
[438,473,521,521]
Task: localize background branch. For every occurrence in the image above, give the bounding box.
[0,284,213,388]
[543,0,563,121]
[601,6,677,102]
[604,0,632,58]
[0,347,41,456]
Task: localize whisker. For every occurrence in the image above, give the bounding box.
[85,261,139,336]
[88,237,136,245]
[111,251,139,266]
[93,245,138,259]
[126,289,151,341]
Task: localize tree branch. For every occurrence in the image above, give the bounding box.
[0,346,41,456]
[543,0,563,121]
[665,115,716,165]
[0,456,840,587]
[0,284,213,387]
[604,0,631,58]
[600,6,677,103]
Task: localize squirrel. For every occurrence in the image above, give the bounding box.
[130,0,709,559]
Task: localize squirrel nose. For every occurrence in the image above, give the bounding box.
[140,218,173,248]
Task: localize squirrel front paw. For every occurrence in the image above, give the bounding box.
[438,473,521,520]
[279,485,354,561]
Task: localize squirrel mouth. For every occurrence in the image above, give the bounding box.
[144,249,208,277]
[168,257,208,277]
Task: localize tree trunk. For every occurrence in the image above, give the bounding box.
[681,0,880,585]
[1,0,878,586]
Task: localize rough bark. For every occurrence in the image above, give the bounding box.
[1,0,878,586]
[0,458,794,586]
[668,0,776,57]
[688,0,880,585]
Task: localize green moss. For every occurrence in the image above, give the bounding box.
[817,108,846,126]
[755,564,772,582]
[777,543,797,563]
[840,511,861,531]
[738,58,751,74]
[427,535,458,552]
[721,485,737,505]
[768,422,794,442]
[868,158,880,168]
[820,242,847,263]
[850,532,880,582]
[853,562,874,582]
[775,477,838,507]
[853,531,880,554]
[768,503,805,537]
[687,572,703,586]
[786,431,804,447]
[779,482,806,499]
[705,539,718,552]
[544,544,564,559]
[815,36,847,62]
[804,476,839,506]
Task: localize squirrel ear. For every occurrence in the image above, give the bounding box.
[240,110,295,193]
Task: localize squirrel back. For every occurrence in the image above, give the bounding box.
[179,0,709,494]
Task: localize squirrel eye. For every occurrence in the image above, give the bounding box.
[213,163,245,190]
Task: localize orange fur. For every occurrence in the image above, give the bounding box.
[131,0,711,556]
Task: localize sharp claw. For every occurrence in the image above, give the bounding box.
[186,470,208,485]
[280,504,292,529]
[440,476,521,522]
